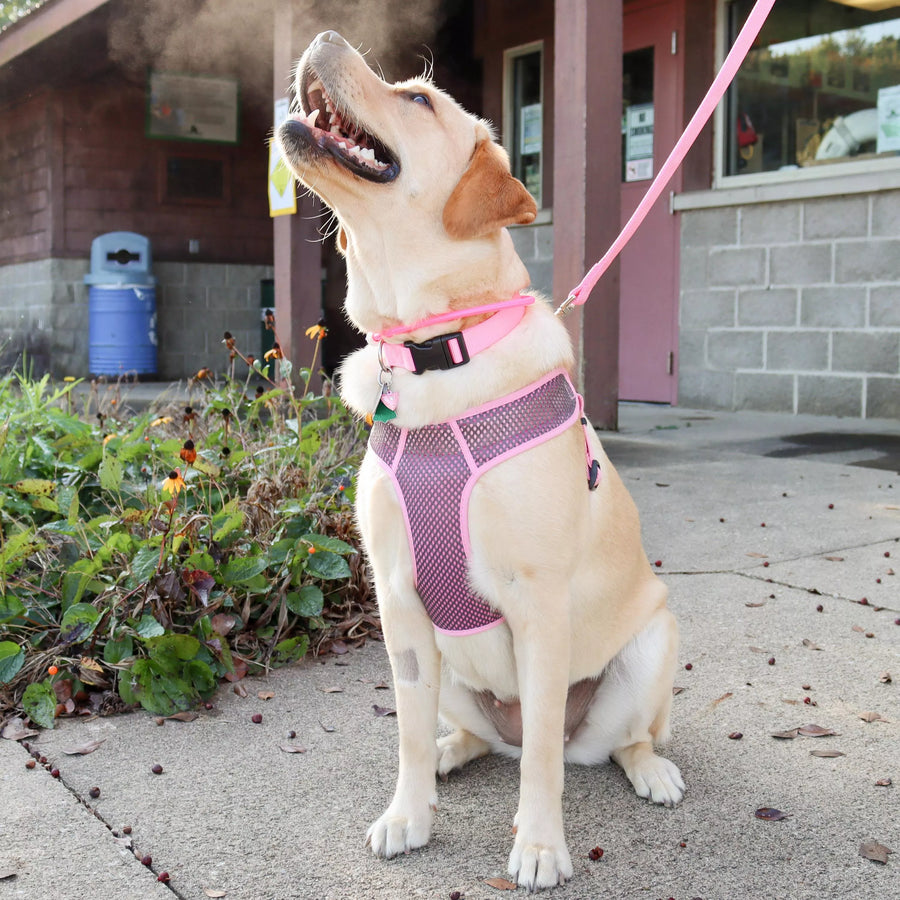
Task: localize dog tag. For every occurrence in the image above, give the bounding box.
[373,397,397,422]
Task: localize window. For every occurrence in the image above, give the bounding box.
[159,154,230,205]
[504,43,543,208]
[724,0,900,177]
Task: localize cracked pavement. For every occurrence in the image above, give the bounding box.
[1,403,898,900]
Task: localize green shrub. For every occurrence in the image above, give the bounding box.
[0,329,371,725]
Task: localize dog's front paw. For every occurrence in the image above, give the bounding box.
[366,803,434,859]
[629,754,685,807]
[508,831,573,891]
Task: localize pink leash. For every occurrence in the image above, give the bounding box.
[555,0,777,317]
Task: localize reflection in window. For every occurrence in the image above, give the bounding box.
[725,0,900,176]
[506,45,543,207]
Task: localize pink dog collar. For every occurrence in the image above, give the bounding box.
[373,296,532,375]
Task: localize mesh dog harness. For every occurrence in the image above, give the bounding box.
[369,370,593,635]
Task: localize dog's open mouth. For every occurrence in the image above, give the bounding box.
[283,71,400,184]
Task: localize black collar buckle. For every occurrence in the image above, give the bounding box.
[404,331,470,375]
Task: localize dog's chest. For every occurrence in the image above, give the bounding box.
[369,371,579,634]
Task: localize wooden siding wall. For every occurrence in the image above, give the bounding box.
[475,0,555,209]
[0,91,52,262]
[1,72,273,267]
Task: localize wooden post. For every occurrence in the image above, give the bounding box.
[272,0,323,376]
[553,0,622,429]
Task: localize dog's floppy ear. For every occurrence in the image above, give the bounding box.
[443,140,537,240]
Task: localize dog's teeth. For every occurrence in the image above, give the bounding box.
[361,147,375,161]
[307,108,320,126]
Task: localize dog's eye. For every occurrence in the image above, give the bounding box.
[408,92,432,109]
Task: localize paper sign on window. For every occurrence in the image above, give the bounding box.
[625,103,654,182]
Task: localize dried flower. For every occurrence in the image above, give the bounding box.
[222,331,236,351]
[150,416,173,427]
[264,343,283,361]
[195,367,212,380]
[263,308,275,331]
[179,439,197,465]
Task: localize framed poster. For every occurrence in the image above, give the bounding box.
[147,72,240,144]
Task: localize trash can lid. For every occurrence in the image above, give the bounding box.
[85,231,155,285]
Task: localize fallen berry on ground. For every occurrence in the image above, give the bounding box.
[816,604,824,612]
[252,713,263,724]
[728,732,743,740]
[588,846,604,861]
[51,768,60,778]
[684,663,693,671]
[89,787,100,798]
[768,657,776,665]
[151,764,163,775]
[123,826,132,834]
[158,872,170,883]
[141,855,152,867]
[25,759,35,769]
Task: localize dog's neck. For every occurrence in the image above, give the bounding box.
[342,221,531,336]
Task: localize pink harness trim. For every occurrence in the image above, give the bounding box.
[369,370,592,635]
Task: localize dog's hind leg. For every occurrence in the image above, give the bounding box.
[566,607,684,807]
[436,729,491,776]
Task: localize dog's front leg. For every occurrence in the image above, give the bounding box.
[366,584,441,859]
[507,586,574,890]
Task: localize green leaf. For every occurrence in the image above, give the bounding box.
[0,593,26,622]
[272,634,308,666]
[99,451,124,492]
[184,659,216,695]
[213,509,245,543]
[285,585,324,617]
[66,489,80,526]
[299,533,356,556]
[0,527,44,573]
[134,614,165,638]
[23,681,56,728]
[145,633,201,662]
[31,495,59,513]
[267,538,296,567]
[103,635,134,665]
[12,478,55,496]
[220,556,269,585]
[59,602,100,644]
[130,545,160,585]
[192,457,220,477]
[62,571,91,609]
[304,550,352,581]
[0,640,25,684]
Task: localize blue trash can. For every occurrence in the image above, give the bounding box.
[84,232,158,376]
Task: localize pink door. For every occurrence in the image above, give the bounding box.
[620,0,684,403]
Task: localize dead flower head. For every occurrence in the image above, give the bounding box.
[179,439,197,465]
[264,343,283,361]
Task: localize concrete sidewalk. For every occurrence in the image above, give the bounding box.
[2,404,898,900]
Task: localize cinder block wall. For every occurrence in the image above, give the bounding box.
[155,263,272,379]
[0,260,272,381]
[679,189,900,419]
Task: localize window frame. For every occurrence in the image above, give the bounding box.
[712,0,900,192]
[502,40,545,210]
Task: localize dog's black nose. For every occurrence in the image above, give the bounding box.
[315,31,349,48]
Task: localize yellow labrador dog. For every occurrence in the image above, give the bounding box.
[278,31,683,891]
